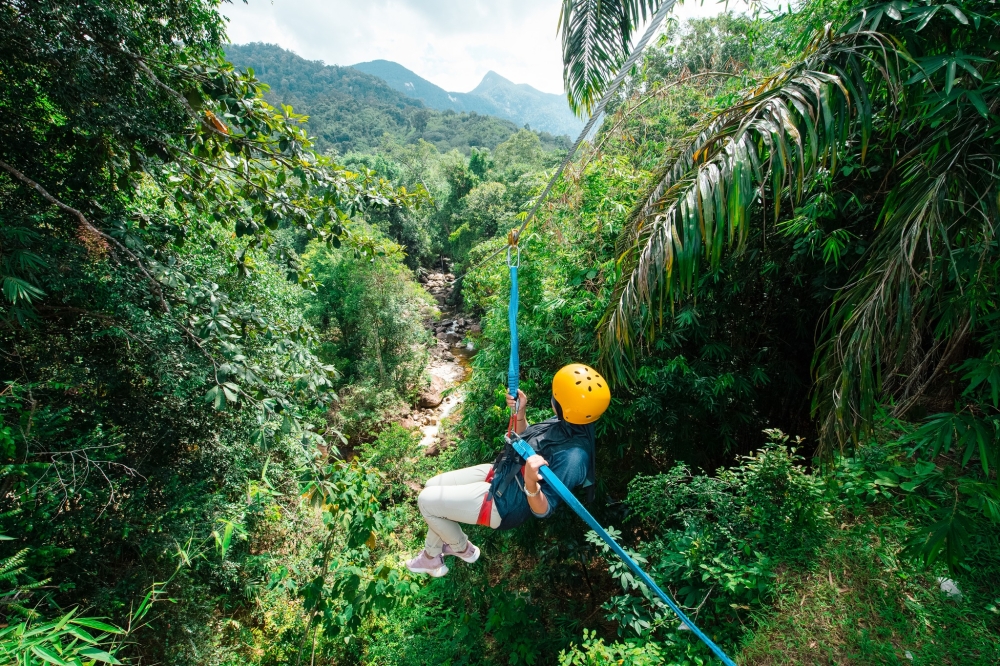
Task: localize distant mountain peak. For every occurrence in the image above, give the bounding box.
[479,70,507,83]
[351,60,582,137]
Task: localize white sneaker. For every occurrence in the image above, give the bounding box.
[405,550,449,577]
[442,541,480,563]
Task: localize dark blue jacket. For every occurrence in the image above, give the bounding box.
[489,417,595,530]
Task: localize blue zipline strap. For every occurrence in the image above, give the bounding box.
[509,437,738,666]
[507,262,519,399]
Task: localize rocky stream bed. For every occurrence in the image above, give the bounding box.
[398,269,478,454]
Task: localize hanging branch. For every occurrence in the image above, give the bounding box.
[133,59,231,139]
[583,71,741,167]
[0,158,269,408]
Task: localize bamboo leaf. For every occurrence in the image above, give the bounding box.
[31,646,69,666]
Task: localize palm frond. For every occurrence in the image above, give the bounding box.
[561,0,661,116]
[814,119,1000,447]
[601,28,903,379]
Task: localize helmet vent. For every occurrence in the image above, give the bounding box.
[587,386,592,392]
[575,381,581,385]
[597,383,603,388]
[586,415,591,419]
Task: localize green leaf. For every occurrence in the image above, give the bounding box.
[31,646,69,666]
[875,471,899,484]
[204,385,224,410]
[2,276,45,304]
[71,619,123,634]
[941,4,969,24]
[965,90,990,120]
[561,0,662,115]
[65,625,98,644]
[78,648,122,665]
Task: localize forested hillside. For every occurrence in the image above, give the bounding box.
[2,0,999,665]
[226,43,573,155]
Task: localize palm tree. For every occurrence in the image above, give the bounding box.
[562,0,999,447]
[561,0,1000,566]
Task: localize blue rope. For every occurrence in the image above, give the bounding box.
[504,251,737,666]
[507,260,519,399]
[509,436,737,666]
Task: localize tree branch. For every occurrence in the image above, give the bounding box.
[0,158,170,313]
[133,59,230,139]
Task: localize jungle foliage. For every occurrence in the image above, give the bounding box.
[2,0,999,664]
[0,0,425,662]
[338,129,566,269]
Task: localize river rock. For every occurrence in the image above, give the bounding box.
[417,392,441,408]
[399,417,418,429]
[417,376,446,409]
[469,323,481,333]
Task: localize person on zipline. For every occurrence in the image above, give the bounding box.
[406,364,611,577]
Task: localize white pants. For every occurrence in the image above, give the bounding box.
[418,464,501,556]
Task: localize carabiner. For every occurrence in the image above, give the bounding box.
[506,244,521,268]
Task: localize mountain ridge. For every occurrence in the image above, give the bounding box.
[224,43,571,155]
[351,59,583,137]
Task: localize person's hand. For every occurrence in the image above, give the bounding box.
[524,454,547,490]
[505,389,527,415]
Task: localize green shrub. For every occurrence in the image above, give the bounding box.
[304,236,431,393]
[586,431,828,657]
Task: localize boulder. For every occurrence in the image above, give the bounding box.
[417,376,446,409]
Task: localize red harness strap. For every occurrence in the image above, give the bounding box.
[476,467,496,526]
[481,404,522,527]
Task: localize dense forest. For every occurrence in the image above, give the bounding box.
[1,0,998,664]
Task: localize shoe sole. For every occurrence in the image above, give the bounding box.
[458,546,480,564]
[445,545,480,564]
[406,562,449,577]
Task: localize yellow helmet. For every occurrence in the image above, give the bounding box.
[551,364,611,425]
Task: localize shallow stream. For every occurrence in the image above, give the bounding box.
[409,270,478,451]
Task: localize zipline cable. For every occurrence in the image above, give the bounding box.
[458,0,678,282]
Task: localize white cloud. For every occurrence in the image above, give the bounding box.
[222,0,737,95]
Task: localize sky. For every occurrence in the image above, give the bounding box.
[222,0,738,95]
